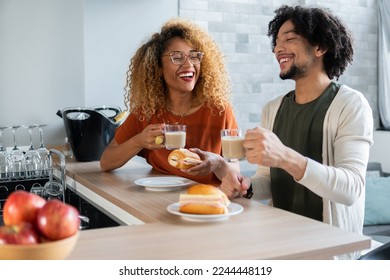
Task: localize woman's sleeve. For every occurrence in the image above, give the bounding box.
[114,113,139,144]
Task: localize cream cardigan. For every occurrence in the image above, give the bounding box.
[251,85,374,259]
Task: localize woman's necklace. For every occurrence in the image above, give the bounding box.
[163,105,192,124]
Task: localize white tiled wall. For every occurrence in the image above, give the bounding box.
[179,0,379,131]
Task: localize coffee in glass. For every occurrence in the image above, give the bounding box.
[164,124,186,150]
[221,129,245,161]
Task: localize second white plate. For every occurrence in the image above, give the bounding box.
[167,202,244,222]
[134,176,194,191]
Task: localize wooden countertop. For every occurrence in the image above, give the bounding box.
[64,157,371,260]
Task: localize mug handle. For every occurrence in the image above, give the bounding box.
[94,106,122,120]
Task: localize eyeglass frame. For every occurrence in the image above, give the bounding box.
[162,50,204,65]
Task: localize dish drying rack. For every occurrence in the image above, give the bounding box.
[0,149,66,223]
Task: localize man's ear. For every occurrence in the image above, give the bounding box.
[315,45,328,57]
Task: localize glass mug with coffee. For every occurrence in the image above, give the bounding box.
[164,124,186,150]
[221,129,245,161]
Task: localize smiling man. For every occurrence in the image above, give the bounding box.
[220,5,374,260]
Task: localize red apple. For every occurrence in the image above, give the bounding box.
[36,199,80,241]
[3,190,46,226]
[0,222,40,245]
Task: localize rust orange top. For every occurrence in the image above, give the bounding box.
[115,105,238,185]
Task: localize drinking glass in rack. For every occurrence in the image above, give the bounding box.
[30,182,44,197]
[37,124,51,176]
[9,125,25,179]
[23,124,42,179]
[0,126,11,181]
[42,166,64,201]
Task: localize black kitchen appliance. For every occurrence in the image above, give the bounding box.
[57,106,122,162]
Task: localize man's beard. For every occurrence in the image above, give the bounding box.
[280,64,305,80]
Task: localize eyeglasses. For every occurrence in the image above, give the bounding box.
[162,51,204,65]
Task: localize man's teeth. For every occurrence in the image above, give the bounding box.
[279,58,290,63]
[179,72,194,77]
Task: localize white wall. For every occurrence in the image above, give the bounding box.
[0,0,84,147]
[369,131,390,173]
[0,0,178,148]
[83,0,178,108]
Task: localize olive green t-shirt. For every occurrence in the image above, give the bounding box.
[271,82,340,221]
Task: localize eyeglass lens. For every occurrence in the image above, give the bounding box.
[170,51,203,65]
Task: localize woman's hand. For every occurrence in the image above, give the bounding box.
[100,123,165,171]
[182,148,241,184]
[133,123,165,150]
[181,148,223,176]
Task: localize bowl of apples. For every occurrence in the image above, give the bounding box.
[0,191,80,260]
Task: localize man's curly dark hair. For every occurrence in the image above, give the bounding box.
[267,5,354,80]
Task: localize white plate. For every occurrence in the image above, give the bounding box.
[134,176,194,191]
[167,202,244,222]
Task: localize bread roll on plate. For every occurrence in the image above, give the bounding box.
[179,184,230,214]
[168,148,203,169]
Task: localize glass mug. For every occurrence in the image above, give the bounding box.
[164,124,186,150]
[221,129,245,161]
[41,179,64,201]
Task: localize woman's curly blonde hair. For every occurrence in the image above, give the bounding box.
[124,18,232,120]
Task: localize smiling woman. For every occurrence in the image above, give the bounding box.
[99,18,240,187]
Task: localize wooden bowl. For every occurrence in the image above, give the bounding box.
[0,232,79,260]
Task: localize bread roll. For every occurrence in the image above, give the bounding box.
[168,148,202,169]
[179,184,230,215]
